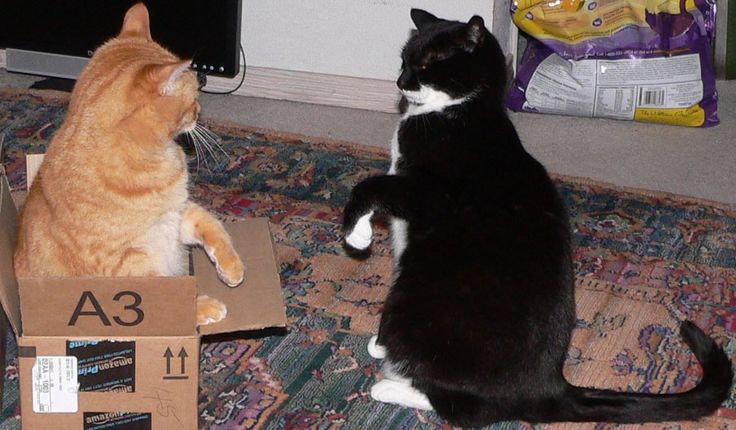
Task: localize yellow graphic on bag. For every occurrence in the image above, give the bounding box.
[634,104,705,127]
[513,0,698,43]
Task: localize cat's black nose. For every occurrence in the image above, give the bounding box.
[396,70,418,91]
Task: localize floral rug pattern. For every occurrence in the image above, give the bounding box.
[0,89,735,429]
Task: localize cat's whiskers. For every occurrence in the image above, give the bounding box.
[185,129,216,173]
[194,124,230,160]
[184,123,230,173]
[182,132,207,173]
[191,127,218,163]
[198,125,230,158]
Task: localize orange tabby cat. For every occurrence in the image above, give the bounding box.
[13,3,244,325]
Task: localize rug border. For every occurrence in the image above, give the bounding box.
[207,121,736,216]
[2,87,734,214]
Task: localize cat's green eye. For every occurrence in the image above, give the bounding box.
[419,64,428,71]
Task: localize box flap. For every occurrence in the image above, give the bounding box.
[0,173,21,336]
[195,218,287,336]
[25,153,44,189]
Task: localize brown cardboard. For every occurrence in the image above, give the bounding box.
[25,153,44,192]
[196,218,287,336]
[19,336,199,429]
[0,154,288,429]
[0,171,21,336]
[19,276,198,337]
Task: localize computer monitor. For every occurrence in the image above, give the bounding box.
[0,0,242,79]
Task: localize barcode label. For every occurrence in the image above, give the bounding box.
[639,88,666,107]
[32,356,79,413]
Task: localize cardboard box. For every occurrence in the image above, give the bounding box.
[0,155,287,429]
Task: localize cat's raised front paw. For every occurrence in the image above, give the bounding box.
[368,335,387,359]
[196,294,227,325]
[344,211,374,253]
[215,251,245,288]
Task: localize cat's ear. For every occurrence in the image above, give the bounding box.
[411,9,441,31]
[120,3,152,41]
[464,15,487,51]
[142,61,192,95]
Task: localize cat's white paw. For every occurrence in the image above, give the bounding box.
[345,211,374,250]
[370,379,433,410]
[196,295,228,325]
[216,264,244,288]
[368,335,387,359]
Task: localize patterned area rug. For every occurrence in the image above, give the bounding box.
[0,89,735,429]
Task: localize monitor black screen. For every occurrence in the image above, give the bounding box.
[0,0,242,77]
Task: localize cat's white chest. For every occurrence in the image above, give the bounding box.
[388,127,400,175]
[138,146,189,276]
[141,209,188,276]
[388,124,408,261]
[388,96,462,261]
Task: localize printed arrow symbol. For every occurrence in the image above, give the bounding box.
[164,347,174,375]
[178,348,188,374]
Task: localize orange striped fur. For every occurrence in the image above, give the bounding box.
[13,3,243,325]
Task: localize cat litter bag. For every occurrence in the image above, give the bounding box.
[506,0,718,127]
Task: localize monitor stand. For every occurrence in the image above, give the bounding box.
[30,78,75,92]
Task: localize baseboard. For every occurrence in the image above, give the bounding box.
[714,0,731,79]
[203,66,399,113]
[0,48,400,113]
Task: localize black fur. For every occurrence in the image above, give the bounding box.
[342,9,733,426]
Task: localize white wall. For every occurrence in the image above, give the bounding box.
[241,0,494,81]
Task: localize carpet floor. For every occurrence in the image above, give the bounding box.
[0,89,735,429]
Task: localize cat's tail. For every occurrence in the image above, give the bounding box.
[552,320,733,423]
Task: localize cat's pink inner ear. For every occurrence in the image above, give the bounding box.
[145,61,192,95]
[120,3,152,40]
[466,15,486,48]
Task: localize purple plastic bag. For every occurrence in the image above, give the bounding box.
[506,0,718,127]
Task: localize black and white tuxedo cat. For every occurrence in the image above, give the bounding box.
[342,9,733,427]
